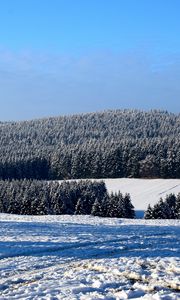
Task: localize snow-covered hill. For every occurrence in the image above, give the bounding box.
[0,214,179,299]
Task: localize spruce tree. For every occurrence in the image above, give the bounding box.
[91,198,103,216]
[175,193,180,219]
[144,204,154,219]
[122,193,135,218]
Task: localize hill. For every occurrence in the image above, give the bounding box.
[0,109,180,180]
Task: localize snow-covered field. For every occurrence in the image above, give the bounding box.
[104,178,180,210]
[59,178,180,211]
[0,214,179,299]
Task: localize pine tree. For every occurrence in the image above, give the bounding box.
[75,198,87,215]
[175,193,180,219]
[108,192,123,218]
[91,198,103,216]
[144,204,154,219]
[165,193,176,218]
[122,193,135,218]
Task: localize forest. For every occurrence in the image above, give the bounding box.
[0,178,179,218]
[0,109,180,180]
[0,109,179,218]
[0,179,135,218]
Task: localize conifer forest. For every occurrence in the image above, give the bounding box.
[0,109,180,218]
[0,109,180,180]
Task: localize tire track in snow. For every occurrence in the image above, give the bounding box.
[0,234,179,295]
[0,236,128,260]
[158,184,180,196]
[0,235,131,293]
[0,247,125,295]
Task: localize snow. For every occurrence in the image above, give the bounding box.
[0,214,179,299]
[104,178,180,210]
[59,178,180,211]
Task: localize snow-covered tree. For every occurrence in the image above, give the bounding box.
[144,204,154,219]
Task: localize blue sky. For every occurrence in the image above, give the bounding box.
[0,0,180,120]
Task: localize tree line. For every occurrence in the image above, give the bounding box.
[0,178,179,219]
[0,110,179,180]
[144,193,180,219]
[0,179,135,218]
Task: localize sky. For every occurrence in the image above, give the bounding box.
[0,0,180,121]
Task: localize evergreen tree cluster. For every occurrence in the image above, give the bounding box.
[0,110,179,180]
[92,192,135,218]
[144,193,180,219]
[0,180,135,218]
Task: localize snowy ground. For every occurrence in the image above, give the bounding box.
[104,178,180,210]
[0,214,179,299]
[59,178,180,211]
